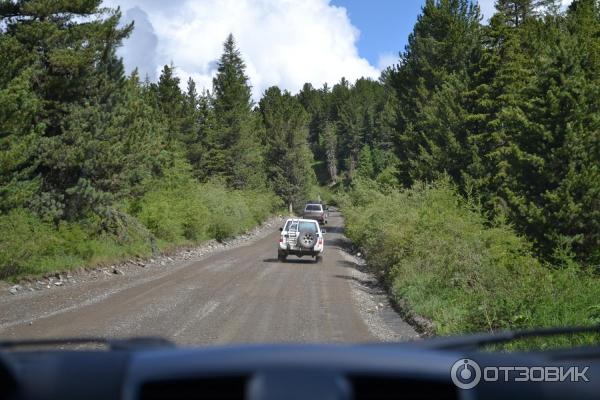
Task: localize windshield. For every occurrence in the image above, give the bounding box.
[1,0,599,364]
[305,205,322,211]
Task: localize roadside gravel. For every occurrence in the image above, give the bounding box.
[339,249,419,342]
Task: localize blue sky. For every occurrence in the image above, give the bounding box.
[331,0,425,68]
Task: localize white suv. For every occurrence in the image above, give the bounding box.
[278,218,325,263]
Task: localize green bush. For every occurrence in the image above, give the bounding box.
[130,180,282,247]
[342,179,600,348]
[0,181,281,281]
[0,208,152,279]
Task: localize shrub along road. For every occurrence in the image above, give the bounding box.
[0,211,417,345]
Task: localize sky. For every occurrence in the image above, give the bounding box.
[330,0,424,70]
[102,0,571,100]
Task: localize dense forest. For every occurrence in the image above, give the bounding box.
[0,0,598,281]
[303,0,599,266]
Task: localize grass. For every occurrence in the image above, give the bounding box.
[0,181,282,281]
[339,178,600,349]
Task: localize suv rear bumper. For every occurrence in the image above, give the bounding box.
[278,248,322,257]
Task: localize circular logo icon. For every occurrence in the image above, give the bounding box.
[451,358,481,389]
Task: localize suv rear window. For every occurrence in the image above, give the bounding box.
[285,220,318,233]
[298,221,318,233]
[305,204,322,211]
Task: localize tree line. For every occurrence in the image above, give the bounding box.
[0,1,315,228]
[301,0,599,265]
[0,0,598,271]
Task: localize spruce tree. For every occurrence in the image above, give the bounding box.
[357,145,375,179]
[321,121,339,184]
[0,69,43,212]
[0,0,133,220]
[193,90,221,182]
[260,86,315,210]
[211,34,265,188]
[388,0,481,186]
[533,0,600,262]
[156,64,186,145]
[468,0,547,238]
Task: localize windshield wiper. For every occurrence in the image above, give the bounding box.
[0,336,174,351]
[419,325,600,351]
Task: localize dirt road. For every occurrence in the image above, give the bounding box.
[0,211,417,345]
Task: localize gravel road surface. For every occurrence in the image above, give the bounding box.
[0,211,417,345]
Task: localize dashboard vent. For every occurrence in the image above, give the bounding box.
[348,376,457,400]
[139,376,247,400]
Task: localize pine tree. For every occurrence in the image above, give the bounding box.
[298,83,337,184]
[298,83,327,147]
[321,121,338,184]
[0,0,133,220]
[0,69,43,212]
[468,0,545,236]
[388,0,481,186]
[156,64,186,145]
[210,34,265,188]
[0,0,132,136]
[35,71,168,221]
[495,0,535,26]
[372,84,398,154]
[533,0,600,262]
[357,145,375,179]
[337,88,363,178]
[193,90,221,181]
[259,86,315,209]
[332,78,383,180]
[409,72,472,184]
[183,78,199,141]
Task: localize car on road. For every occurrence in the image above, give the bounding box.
[302,203,328,224]
[278,218,325,262]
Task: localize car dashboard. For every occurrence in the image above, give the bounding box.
[1,342,599,400]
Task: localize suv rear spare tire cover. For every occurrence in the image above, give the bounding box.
[297,230,317,249]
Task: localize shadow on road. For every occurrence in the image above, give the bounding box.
[323,226,345,234]
[262,258,317,264]
[284,259,319,264]
[336,259,375,275]
[325,237,351,249]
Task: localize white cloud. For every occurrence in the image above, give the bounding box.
[478,0,573,22]
[377,52,397,71]
[104,0,380,100]
[119,6,158,81]
[477,0,496,22]
[559,0,573,8]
